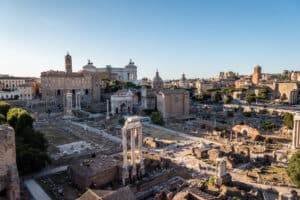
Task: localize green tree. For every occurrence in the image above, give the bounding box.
[262,121,275,131]
[0,101,10,117]
[223,95,233,104]
[211,91,222,102]
[0,114,6,125]
[7,108,24,130]
[6,107,49,175]
[257,88,269,99]
[118,117,125,125]
[245,92,256,104]
[151,112,164,125]
[16,146,49,175]
[208,176,215,186]
[284,113,294,129]
[287,150,300,187]
[7,108,33,133]
[126,81,137,88]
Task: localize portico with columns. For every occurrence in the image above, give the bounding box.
[292,112,300,149]
[122,116,144,185]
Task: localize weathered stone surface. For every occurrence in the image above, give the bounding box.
[232,125,264,141]
[156,89,190,119]
[0,125,20,200]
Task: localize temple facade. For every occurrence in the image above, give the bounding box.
[41,53,138,107]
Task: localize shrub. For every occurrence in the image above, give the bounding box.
[7,108,33,134]
[0,101,10,117]
[223,95,233,104]
[119,117,125,125]
[7,107,49,175]
[208,176,215,186]
[151,112,164,125]
[0,114,6,125]
[287,150,300,187]
[262,121,275,131]
[284,113,294,130]
[245,92,256,104]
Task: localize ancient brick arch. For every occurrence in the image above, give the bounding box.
[232,125,263,141]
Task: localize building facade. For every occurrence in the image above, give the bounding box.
[291,71,300,81]
[156,89,190,119]
[252,65,262,85]
[82,59,138,83]
[41,54,110,106]
[110,89,135,115]
[0,76,39,100]
[141,87,157,110]
[195,80,216,95]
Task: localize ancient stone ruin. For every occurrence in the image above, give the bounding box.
[0,125,20,200]
[122,116,145,185]
[292,112,300,149]
[64,91,73,117]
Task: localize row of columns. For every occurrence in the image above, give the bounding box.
[122,117,145,185]
[64,91,81,116]
[292,113,300,149]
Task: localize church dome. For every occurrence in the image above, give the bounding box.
[153,70,163,82]
[181,73,187,81]
[125,59,137,69]
[83,60,96,70]
[152,70,164,90]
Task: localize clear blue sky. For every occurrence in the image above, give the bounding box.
[1,0,300,79]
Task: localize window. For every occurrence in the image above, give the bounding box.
[85,89,89,95]
[57,90,61,96]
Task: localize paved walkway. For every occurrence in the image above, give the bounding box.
[70,121,122,144]
[143,123,222,146]
[24,179,51,200]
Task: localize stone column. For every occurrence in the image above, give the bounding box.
[76,92,81,110]
[75,93,78,109]
[65,92,73,116]
[294,121,298,149]
[122,116,144,185]
[292,113,300,149]
[131,129,137,178]
[122,128,129,185]
[138,126,145,176]
[217,158,226,178]
[106,99,110,120]
[298,121,300,148]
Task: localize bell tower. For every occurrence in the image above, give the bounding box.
[65,52,72,73]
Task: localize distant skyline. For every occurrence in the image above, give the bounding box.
[1,0,300,79]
